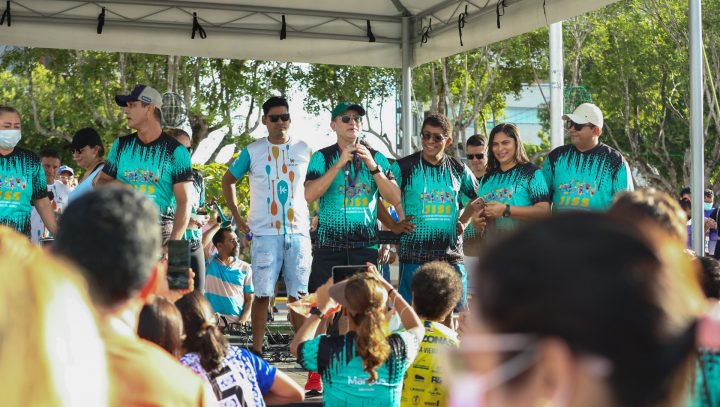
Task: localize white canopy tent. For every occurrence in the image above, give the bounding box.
[0,0,706,252]
[1,0,620,68]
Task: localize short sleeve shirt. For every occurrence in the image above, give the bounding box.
[0,147,48,237]
[204,255,254,318]
[401,320,459,407]
[180,345,277,406]
[102,132,193,217]
[478,163,549,232]
[305,144,394,249]
[390,152,478,264]
[229,137,312,236]
[542,143,633,212]
[298,331,420,407]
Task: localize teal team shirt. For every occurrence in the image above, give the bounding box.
[542,143,633,212]
[0,148,48,237]
[478,163,549,232]
[390,152,478,264]
[305,144,393,249]
[183,170,206,242]
[103,133,193,217]
[298,331,420,407]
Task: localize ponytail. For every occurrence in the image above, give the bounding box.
[351,306,390,383]
[195,321,228,374]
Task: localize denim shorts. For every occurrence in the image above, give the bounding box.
[250,234,312,298]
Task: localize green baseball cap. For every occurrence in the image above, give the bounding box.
[331,102,366,120]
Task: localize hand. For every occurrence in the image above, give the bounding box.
[367,262,393,291]
[156,268,195,303]
[471,212,488,230]
[310,216,319,232]
[390,216,416,234]
[335,144,357,169]
[207,207,219,226]
[388,250,397,264]
[470,197,486,212]
[315,278,337,313]
[484,201,506,219]
[355,144,377,170]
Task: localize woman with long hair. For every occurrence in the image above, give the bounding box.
[475,123,549,238]
[137,296,185,358]
[176,291,303,406]
[449,213,707,407]
[290,267,424,406]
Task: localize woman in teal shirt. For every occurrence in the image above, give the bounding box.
[290,267,424,406]
[477,123,550,239]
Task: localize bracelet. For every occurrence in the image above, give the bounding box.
[370,166,381,175]
[387,288,395,296]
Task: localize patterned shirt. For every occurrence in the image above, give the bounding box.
[542,143,633,212]
[229,137,311,236]
[401,320,459,407]
[390,152,478,264]
[478,163,549,233]
[305,143,394,250]
[181,346,276,407]
[103,132,193,217]
[0,148,48,237]
[183,169,206,242]
[298,331,420,407]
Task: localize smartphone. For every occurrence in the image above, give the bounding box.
[332,265,369,283]
[167,240,190,290]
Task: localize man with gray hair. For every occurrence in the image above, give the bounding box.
[94,85,193,243]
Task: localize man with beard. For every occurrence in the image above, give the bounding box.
[205,227,254,324]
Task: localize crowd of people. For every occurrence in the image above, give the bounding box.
[1,85,719,407]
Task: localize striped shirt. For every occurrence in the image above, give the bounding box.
[204,255,253,319]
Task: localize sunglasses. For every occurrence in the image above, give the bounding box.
[467,153,485,160]
[340,115,362,124]
[268,113,291,123]
[565,121,594,131]
[421,132,447,143]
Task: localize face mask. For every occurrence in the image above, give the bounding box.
[0,129,21,149]
[705,202,713,211]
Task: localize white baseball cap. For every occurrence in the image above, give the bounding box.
[562,103,603,128]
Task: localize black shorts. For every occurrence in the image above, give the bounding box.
[308,247,378,293]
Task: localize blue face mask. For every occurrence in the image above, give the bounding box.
[705,202,714,211]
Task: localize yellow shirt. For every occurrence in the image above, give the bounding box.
[401,320,458,407]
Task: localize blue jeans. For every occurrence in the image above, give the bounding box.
[399,262,467,310]
[250,234,312,298]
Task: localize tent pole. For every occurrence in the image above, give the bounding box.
[549,22,564,149]
[401,16,413,156]
[690,0,704,254]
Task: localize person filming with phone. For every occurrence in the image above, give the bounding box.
[290,265,423,406]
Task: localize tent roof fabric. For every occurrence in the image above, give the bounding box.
[0,0,618,67]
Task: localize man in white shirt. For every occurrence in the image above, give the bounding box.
[222,96,312,355]
[30,148,70,242]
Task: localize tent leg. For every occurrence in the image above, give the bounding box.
[401,16,413,157]
[549,22,564,149]
[690,0,704,254]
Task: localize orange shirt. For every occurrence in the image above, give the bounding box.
[102,323,215,406]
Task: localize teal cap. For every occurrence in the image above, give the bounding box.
[331,102,366,120]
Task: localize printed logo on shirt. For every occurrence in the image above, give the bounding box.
[339,183,372,207]
[419,189,455,216]
[556,179,595,208]
[0,176,27,204]
[482,186,515,202]
[123,168,161,195]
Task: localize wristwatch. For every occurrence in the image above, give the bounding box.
[309,306,324,318]
[370,165,382,175]
[502,204,511,218]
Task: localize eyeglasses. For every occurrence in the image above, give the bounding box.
[467,153,485,160]
[340,115,362,124]
[565,121,594,131]
[421,132,447,143]
[268,113,291,123]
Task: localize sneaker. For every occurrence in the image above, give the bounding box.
[304,372,323,396]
